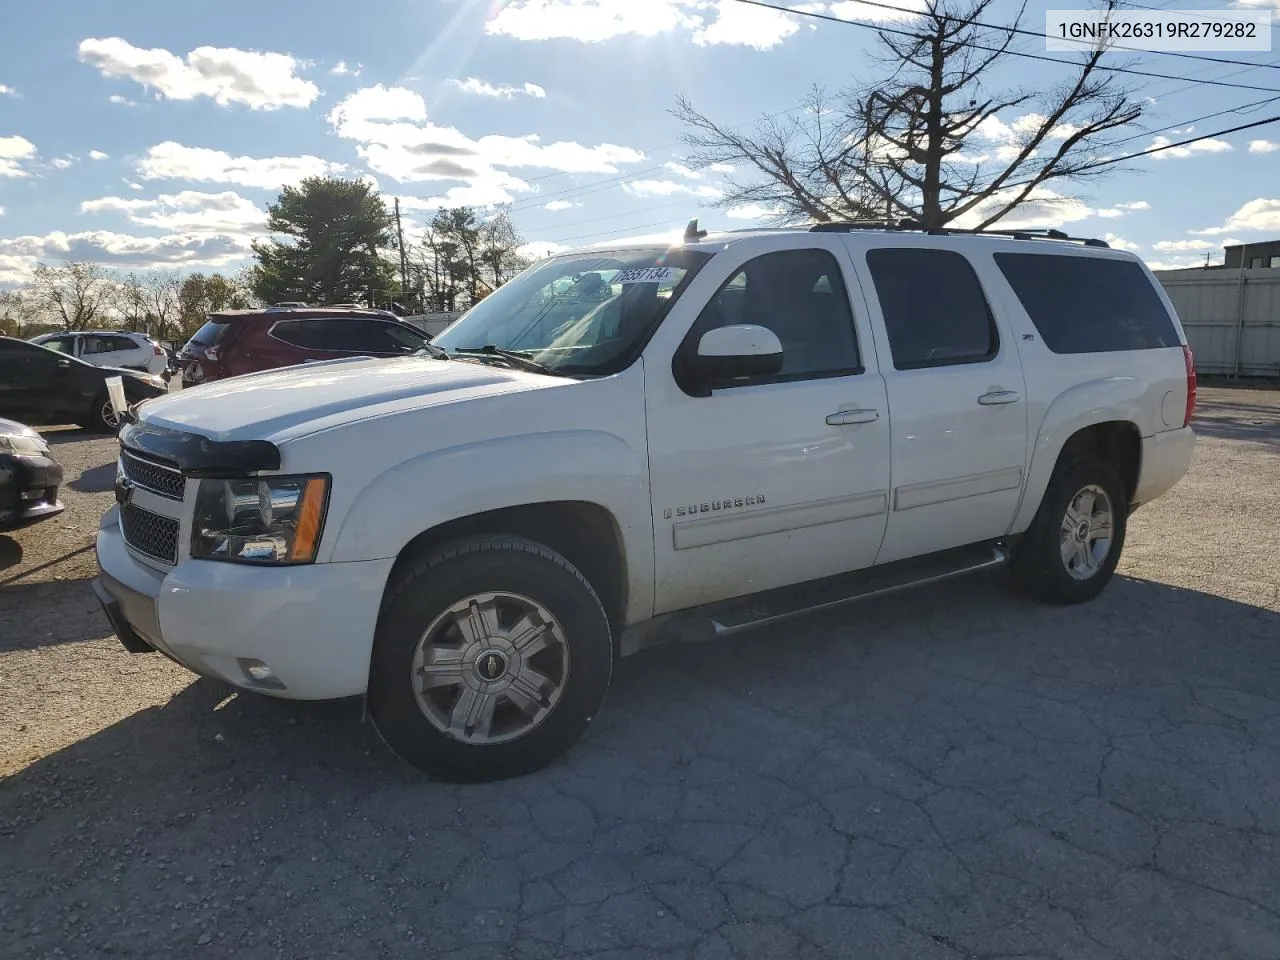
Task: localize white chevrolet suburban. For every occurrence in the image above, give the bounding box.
[93,221,1198,782]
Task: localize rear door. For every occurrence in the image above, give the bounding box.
[849,241,1030,565]
[82,334,140,369]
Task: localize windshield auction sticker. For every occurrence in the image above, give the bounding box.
[613,267,680,284]
[1046,9,1271,51]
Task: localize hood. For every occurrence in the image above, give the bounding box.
[135,355,560,442]
[0,417,41,439]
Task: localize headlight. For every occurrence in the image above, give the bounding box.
[0,434,51,457]
[192,474,330,565]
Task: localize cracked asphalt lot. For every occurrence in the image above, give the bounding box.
[2,385,1279,960]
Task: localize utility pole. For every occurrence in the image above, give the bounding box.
[394,198,409,312]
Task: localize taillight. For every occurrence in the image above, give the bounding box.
[154,343,164,355]
[1183,344,1197,427]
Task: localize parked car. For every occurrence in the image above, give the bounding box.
[179,306,432,386]
[30,329,171,377]
[0,417,64,532]
[93,221,1197,783]
[0,336,169,432]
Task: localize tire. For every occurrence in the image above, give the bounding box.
[87,391,120,434]
[368,535,614,783]
[1010,455,1127,604]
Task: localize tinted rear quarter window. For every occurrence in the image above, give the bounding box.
[865,248,999,370]
[994,253,1180,353]
[189,318,234,346]
[271,318,424,353]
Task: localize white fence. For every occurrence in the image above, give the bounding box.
[401,312,462,337]
[1155,266,1280,377]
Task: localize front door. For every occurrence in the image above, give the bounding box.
[851,242,1029,565]
[644,237,892,615]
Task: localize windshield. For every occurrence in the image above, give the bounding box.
[432,247,712,376]
[188,318,232,347]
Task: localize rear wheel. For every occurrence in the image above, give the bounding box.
[368,535,614,782]
[1010,456,1127,604]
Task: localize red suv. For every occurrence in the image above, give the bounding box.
[180,307,433,386]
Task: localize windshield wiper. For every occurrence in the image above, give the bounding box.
[452,345,555,376]
[414,341,451,360]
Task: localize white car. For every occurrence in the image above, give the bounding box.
[92,221,1197,783]
[31,330,170,377]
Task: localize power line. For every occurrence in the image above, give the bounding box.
[730,0,1280,91]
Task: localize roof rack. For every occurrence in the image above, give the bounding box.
[807,220,1110,248]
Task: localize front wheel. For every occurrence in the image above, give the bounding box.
[1010,456,1128,604]
[87,391,120,434]
[368,535,614,782]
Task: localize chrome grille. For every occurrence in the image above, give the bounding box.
[121,503,180,564]
[121,450,184,500]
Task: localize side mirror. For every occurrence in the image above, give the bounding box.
[686,324,783,392]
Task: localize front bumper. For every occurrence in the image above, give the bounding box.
[0,453,65,532]
[92,505,395,700]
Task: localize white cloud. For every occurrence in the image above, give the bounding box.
[81,190,267,235]
[1102,234,1140,252]
[485,0,700,42]
[950,187,1095,230]
[517,241,571,259]
[329,60,362,77]
[327,85,646,205]
[1191,198,1280,236]
[544,200,583,211]
[451,77,547,99]
[1154,239,1216,252]
[0,254,38,286]
[664,161,704,180]
[485,0,807,48]
[126,180,144,191]
[726,203,785,219]
[89,150,109,161]
[138,141,346,188]
[1144,257,1209,272]
[0,135,36,178]
[624,178,724,199]
[1118,200,1150,211]
[709,162,735,174]
[1095,201,1148,218]
[0,230,254,270]
[0,84,14,96]
[829,0,929,22]
[1249,140,1279,154]
[108,94,137,106]
[77,37,319,110]
[51,157,74,170]
[691,0,800,49]
[1149,134,1232,159]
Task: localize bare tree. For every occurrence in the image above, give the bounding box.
[408,206,529,313]
[141,271,182,342]
[478,207,531,292]
[27,262,116,330]
[674,0,1143,229]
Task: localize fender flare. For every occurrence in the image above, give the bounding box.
[328,429,654,621]
[1010,377,1147,533]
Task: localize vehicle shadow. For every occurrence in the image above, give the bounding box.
[0,575,113,650]
[0,535,21,571]
[4,571,1277,798]
[70,462,117,494]
[1191,413,1280,449]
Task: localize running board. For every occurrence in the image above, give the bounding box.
[625,542,1009,653]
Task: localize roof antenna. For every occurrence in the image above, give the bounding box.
[684,218,708,243]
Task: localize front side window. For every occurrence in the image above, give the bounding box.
[432,247,712,377]
[866,248,999,370]
[993,252,1180,354]
[682,248,862,385]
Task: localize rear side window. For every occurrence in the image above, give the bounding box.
[189,319,233,346]
[865,248,998,370]
[271,319,426,354]
[994,253,1180,353]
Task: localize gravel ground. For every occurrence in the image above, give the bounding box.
[1,387,1278,960]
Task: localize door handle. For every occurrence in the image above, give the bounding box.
[978,390,1021,406]
[826,408,880,426]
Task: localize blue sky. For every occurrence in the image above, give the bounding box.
[1,0,1278,288]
